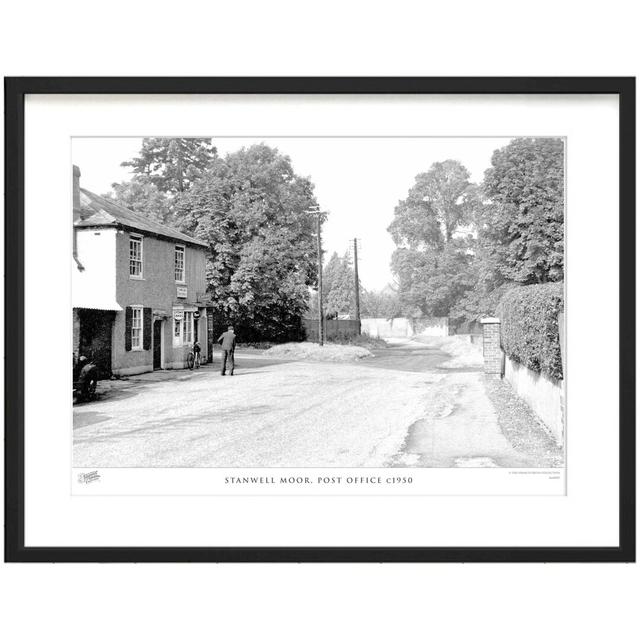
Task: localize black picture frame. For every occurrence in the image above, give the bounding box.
[4,77,635,563]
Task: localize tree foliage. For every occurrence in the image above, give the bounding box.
[453,137,565,321]
[391,243,475,317]
[174,144,321,341]
[388,160,477,250]
[305,252,360,319]
[323,252,357,318]
[122,137,217,195]
[388,160,478,317]
[105,138,218,226]
[104,176,173,225]
[481,137,564,285]
[360,287,402,319]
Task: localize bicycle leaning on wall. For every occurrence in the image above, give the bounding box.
[186,340,202,370]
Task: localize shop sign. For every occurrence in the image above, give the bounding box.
[177,286,188,298]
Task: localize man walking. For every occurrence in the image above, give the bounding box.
[217,325,236,376]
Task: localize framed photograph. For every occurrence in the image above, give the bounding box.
[4,77,635,562]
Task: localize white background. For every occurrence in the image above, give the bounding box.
[1,1,638,639]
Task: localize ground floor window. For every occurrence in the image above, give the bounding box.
[131,307,143,350]
[173,309,195,346]
[184,311,194,344]
[173,314,183,347]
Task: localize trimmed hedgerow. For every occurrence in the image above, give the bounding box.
[497,282,564,381]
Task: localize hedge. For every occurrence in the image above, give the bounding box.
[497,282,564,381]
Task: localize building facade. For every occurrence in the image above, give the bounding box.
[72,165,211,377]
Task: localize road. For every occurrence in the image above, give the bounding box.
[73,338,562,468]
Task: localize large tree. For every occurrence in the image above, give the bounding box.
[388,160,478,317]
[391,244,475,318]
[121,137,217,195]
[174,143,322,341]
[388,160,476,250]
[105,138,218,226]
[451,137,565,321]
[481,137,564,284]
[323,252,358,318]
[305,252,362,319]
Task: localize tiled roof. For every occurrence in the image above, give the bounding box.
[75,188,208,248]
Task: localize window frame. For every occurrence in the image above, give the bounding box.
[129,234,144,279]
[174,244,186,284]
[172,308,195,347]
[173,309,183,347]
[131,305,144,351]
[184,311,194,344]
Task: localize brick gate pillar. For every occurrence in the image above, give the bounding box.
[480,317,503,377]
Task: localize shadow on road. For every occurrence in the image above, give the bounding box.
[361,339,452,373]
[73,411,112,429]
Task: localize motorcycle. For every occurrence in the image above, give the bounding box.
[73,356,99,402]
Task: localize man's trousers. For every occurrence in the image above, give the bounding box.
[221,349,234,374]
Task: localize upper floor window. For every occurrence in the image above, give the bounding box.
[175,245,185,283]
[129,235,143,278]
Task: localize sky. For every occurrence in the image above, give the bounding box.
[72,136,513,290]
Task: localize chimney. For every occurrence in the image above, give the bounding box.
[73,165,81,219]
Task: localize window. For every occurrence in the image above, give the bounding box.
[175,245,185,283]
[173,312,183,347]
[129,235,143,278]
[172,309,195,346]
[184,311,194,344]
[131,307,143,350]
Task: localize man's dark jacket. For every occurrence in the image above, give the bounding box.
[218,330,236,351]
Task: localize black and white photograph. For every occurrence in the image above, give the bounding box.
[6,78,633,563]
[71,135,566,473]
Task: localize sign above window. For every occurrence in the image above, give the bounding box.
[177,286,187,299]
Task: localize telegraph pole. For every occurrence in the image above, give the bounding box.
[353,238,361,335]
[316,215,324,346]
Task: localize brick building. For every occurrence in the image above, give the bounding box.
[72,165,211,377]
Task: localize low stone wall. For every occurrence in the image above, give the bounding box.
[361,317,448,338]
[469,333,482,347]
[503,355,564,445]
[415,317,449,336]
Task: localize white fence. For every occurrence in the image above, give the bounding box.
[503,354,564,445]
[361,317,449,338]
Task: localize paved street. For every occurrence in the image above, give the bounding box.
[73,338,563,468]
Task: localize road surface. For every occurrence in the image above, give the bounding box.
[73,338,562,468]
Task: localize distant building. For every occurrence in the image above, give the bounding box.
[72,165,211,377]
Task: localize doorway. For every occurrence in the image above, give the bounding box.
[153,319,163,370]
[78,309,114,379]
